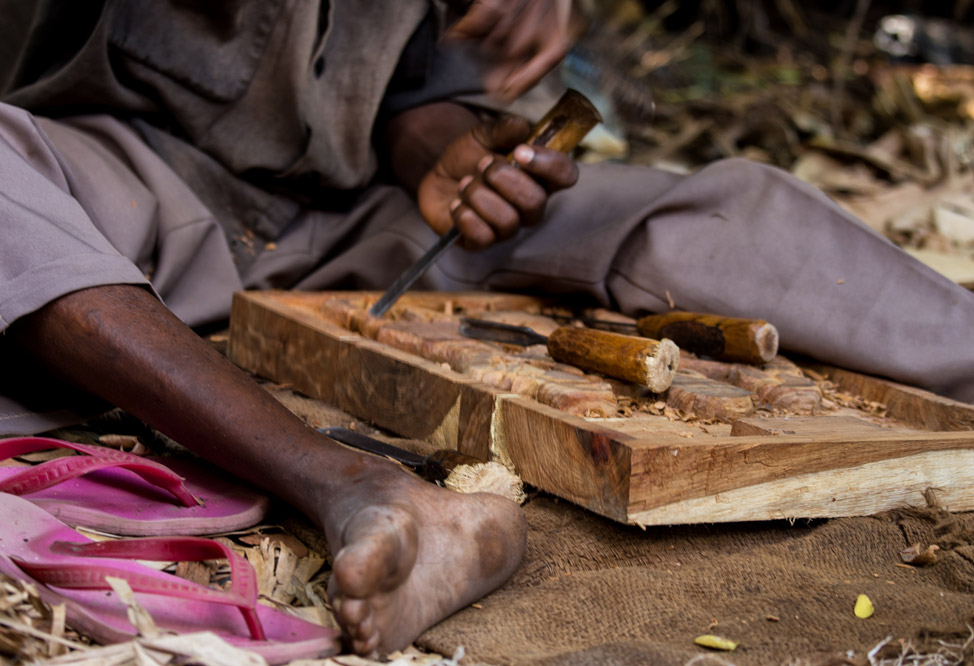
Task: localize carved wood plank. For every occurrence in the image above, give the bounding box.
[626,431,974,514]
[667,372,754,421]
[229,291,974,526]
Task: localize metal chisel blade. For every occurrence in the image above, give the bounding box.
[317,426,427,468]
[368,227,460,317]
[459,317,550,346]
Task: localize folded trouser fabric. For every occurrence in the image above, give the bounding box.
[0,493,338,663]
[0,101,972,437]
[0,437,270,536]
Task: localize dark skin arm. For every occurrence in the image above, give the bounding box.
[8,285,355,516]
[7,284,527,656]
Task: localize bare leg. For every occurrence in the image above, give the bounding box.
[8,284,526,655]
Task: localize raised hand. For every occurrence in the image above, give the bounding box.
[417,114,579,250]
[446,0,577,101]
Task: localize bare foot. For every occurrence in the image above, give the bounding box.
[320,466,527,655]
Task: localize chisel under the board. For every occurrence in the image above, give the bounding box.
[317,427,482,483]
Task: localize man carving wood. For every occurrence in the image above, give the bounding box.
[1,0,972,657]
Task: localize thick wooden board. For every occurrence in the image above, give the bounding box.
[229,291,974,525]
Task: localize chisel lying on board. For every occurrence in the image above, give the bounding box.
[550,311,779,366]
[459,317,679,393]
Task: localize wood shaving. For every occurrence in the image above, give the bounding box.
[900,542,941,567]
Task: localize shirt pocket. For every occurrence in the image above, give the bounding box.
[109,0,285,103]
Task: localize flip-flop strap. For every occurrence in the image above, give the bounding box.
[0,437,199,507]
[13,536,265,641]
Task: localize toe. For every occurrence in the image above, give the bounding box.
[354,610,376,642]
[337,597,370,628]
[334,505,419,597]
[353,632,380,657]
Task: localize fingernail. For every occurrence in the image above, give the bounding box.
[477,155,494,173]
[514,145,535,165]
[449,199,462,213]
[458,175,474,193]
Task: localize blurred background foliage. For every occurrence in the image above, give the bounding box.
[568,0,974,285]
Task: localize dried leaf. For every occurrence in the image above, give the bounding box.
[97,434,142,451]
[48,603,67,658]
[105,577,162,639]
[142,632,268,666]
[239,532,310,559]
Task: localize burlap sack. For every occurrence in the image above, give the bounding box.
[419,495,974,665]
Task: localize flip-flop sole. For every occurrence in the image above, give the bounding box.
[0,494,337,664]
[0,456,269,536]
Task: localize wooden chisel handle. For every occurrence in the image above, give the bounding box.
[635,312,779,365]
[516,89,603,159]
[547,327,680,393]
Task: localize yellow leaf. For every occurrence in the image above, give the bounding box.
[694,634,739,651]
[854,594,874,619]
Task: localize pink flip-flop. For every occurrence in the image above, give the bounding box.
[0,437,269,536]
[0,493,338,663]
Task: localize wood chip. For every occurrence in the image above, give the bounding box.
[105,577,161,639]
[97,434,142,451]
[900,542,941,566]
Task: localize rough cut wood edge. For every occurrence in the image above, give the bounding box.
[628,448,974,525]
[228,291,498,456]
[496,397,634,522]
[626,431,974,514]
[804,363,974,431]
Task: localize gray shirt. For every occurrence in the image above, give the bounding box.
[1,0,479,247]
[2,0,455,184]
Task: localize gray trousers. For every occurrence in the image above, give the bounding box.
[1,103,972,434]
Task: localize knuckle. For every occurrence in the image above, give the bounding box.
[497,206,520,232]
[563,161,580,186]
[457,209,493,249]
[488,206,520,239]
[483,160,515,187]
[521,186,547,214]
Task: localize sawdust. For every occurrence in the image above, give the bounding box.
[444,462,526,504]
